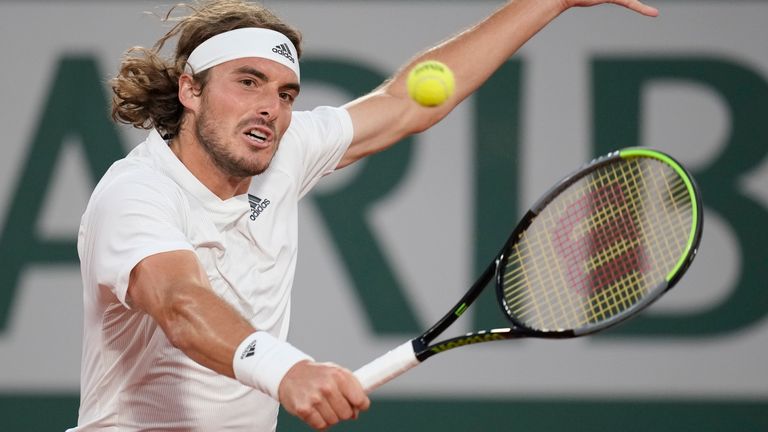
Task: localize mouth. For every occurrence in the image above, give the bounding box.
[243,126,273,148]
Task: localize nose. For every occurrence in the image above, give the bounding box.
[257,91,281,121]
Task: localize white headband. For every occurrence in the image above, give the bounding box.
[186,27,300,82]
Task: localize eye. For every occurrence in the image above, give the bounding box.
[240,78,257,87]
[279,92,296,104]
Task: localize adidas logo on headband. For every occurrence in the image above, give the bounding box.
[186,28,301,81]
[272,43,295,64]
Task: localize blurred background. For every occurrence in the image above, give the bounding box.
[0,0,766,430]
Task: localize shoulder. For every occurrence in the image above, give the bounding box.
[85,156,187,222]
[285,106,353,141]
[99,161,181,200]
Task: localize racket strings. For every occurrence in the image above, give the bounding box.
[631,162,693,278]
[501,157,694,332]
[504,168,649,327]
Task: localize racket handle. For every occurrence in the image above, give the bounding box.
[353,340,420,393]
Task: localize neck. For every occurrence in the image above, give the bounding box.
[169,131,251,200]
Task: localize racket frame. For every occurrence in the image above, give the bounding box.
[496,148,702,337]
[355,148,703,391]
[416,148,702,360]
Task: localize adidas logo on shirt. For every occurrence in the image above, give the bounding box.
[272,43,295,63]
[248,194,271,221]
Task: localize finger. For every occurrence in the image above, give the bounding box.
[574,0,659,17]
[320,364,370,413]
[314,398,341,427]
[619,0,659,16]
[326,389,355,421]
[304,410,328,431]
[351,391,371,412]
[341,372,371,411]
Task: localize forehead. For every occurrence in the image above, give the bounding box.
[212,57,299,84]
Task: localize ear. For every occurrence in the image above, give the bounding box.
[178,73,201,112]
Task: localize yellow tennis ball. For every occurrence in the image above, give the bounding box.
[407,60,455,107]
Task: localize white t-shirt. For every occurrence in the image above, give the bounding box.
[70,106,353,431]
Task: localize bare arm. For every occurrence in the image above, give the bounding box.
[338,0,658,168]
[126,250,369,430]
[127,250,253,377]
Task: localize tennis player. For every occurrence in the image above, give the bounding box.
[69,0,657,430]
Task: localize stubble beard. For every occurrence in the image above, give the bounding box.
[195,109,275,178]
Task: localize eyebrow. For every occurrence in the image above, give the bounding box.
[234,65,301,94]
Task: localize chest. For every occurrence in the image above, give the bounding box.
[184,169,300,309]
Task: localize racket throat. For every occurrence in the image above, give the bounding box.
[412,338,431,362]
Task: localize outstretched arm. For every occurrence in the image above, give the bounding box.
[338,0,657,168]
[127,250,369,430]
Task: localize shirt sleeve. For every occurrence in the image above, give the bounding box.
[81,170,194,309]
[288,106,354,199]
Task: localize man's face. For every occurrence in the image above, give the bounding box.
[193,57,300,177]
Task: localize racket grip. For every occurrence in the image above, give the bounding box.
[353,340,420,393]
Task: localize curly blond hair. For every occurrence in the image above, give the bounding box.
[111,0,302,138]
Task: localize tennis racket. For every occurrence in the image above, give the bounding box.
[353,148,703,393]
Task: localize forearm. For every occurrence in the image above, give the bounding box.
[389,0,564,113]
[128,251,257,378]
[161,288,313,401]
[158,283,254,378]
[386,0,657,111]
[342,0,565,165]
[342,0,657,166]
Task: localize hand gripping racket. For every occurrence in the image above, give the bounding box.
[353,148,703,393]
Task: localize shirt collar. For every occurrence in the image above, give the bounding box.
[146,129,250,228]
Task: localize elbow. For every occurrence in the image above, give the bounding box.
[409,113,444,135]
[164,323,192,352]
[380,83,452,136]
[402,97,454,135]
[157,292,199,352]
[388,105,446,139]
